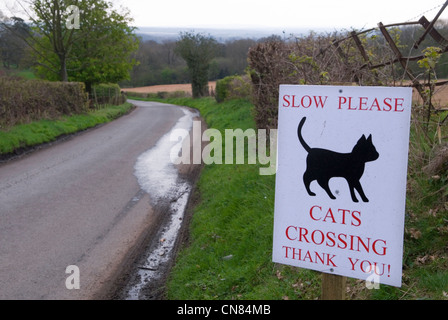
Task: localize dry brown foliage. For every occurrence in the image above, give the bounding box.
[0,77,88,127]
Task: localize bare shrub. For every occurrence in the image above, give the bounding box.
[247,30,403,130]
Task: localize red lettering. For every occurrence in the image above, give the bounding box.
[348,259,389,275]
[347,97,357,110]
[283,246,291,258]
[348,257,359,270]
[292,95,300,107]
[326,254,337,267]
[303,250,312,262]
[323,208,336,223]
[369,98,381,111]
[286,226,297,240]
[383,97,392,111]
[301,95,312,108]
[359,97,368,110]
[285,224,386,257]
[292,247,302,260]
[299,227,309,243]
[310,206,362,226]
[338,96,347,109]
[309,205,322,221]
[394,98,404,112]
[282,95,290,107]
[311,230,325,245]
[315,251,325,264]
[314,96,328,108]
[373,262,387,276]
[284,95,328,108]
[361,260,373,273]
[356,236,371,253]
[326,232,336,247]
[351,210,362,227]
[338,208,350,225]
[337,96,406,112]
[283,248,338,267]
[372,239,387,256]
[337,233,347,249]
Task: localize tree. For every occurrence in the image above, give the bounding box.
[0,16,30,69]
[175,32,217,98]
[10,0,138,91]
[62,0,139,92]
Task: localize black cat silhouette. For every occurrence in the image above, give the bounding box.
[297,117,379,202]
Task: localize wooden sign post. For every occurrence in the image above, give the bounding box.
[321,273,346,300]
[272,85,412,297]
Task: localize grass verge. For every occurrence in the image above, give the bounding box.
[0,102,134,156]
[142,97,447,300]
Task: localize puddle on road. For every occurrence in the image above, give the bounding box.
[125,107,198,300]
[134,108,197,200]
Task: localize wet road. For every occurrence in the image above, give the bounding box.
[0,100,188,299]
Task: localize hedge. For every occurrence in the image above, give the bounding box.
[91,83,126,107]
[0,77,89,127]
[215,75,252,103]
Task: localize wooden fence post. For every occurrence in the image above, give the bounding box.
[321,273,346,300]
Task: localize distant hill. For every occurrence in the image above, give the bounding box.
[135,26,318,43]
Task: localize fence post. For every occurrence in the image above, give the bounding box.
[321,273,346,300]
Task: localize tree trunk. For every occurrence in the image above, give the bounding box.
[59,54,68,82]
[85,82,92,95]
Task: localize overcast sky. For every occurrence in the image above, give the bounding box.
[118,0,448,30]
[2,0,448,31]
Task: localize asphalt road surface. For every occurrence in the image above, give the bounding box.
[0,100,188,300]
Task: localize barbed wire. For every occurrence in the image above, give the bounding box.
[406,1,446,22]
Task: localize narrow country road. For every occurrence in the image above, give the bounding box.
[0,100,192,300]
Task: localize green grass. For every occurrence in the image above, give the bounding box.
[140,97,448,300]
[0,67,37,80]
[15,69,38,80]
[0,103,134,155]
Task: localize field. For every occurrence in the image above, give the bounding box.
[421,84,448,110]
[123,81,448,109]
[122,82,216,96]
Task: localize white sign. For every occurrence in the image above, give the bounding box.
[272,85,412,287]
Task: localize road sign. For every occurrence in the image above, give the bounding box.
[272,85,412,287]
